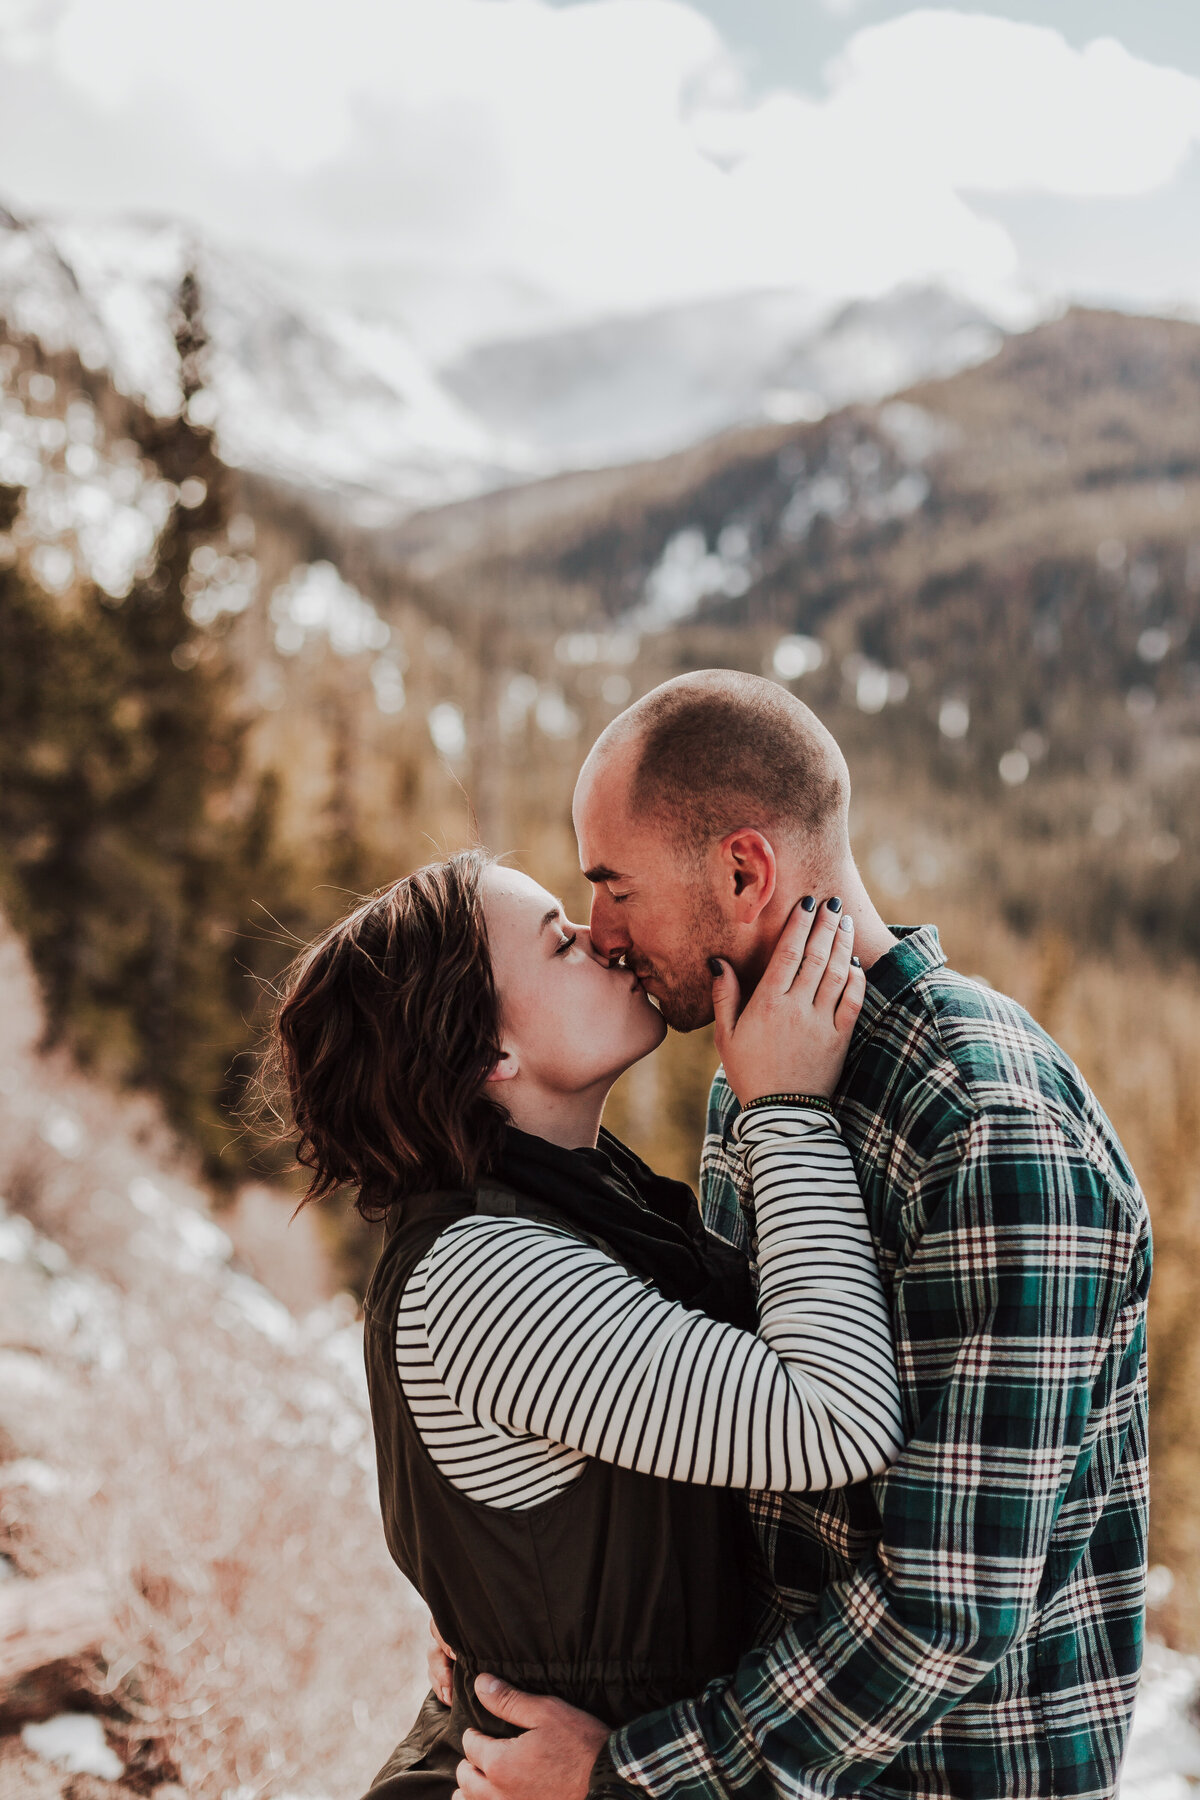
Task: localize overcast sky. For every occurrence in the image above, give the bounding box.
[1,0,1198,348]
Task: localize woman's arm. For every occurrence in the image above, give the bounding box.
[421,1107,903,1492]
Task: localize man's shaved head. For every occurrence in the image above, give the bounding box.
[584,669,851,860]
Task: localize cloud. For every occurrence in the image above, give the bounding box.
[689,9,1200,300]
[2,1,1199,332]
[822,12,1200,197]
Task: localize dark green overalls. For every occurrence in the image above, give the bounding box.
[360,1184,755,1796]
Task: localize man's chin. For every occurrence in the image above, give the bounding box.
[655,988,717,1033]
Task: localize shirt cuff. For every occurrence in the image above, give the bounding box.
[590,1733,651,1795]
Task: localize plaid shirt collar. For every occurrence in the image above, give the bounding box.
[854,923,946,1042]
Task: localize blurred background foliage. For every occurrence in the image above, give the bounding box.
[2,270,1200,1649]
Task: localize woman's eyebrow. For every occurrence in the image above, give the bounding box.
[538,906,563,934]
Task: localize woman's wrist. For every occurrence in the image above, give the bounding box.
[739,1091,836,1119]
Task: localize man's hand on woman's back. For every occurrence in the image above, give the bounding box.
[456,1674,611,1800]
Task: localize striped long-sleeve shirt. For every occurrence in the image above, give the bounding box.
[610,926,1151,1800]
[395,1105,904,1511]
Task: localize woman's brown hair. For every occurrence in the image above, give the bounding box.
[269,848,507,1221]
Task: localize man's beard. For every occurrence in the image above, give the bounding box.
[636,889,725,1033]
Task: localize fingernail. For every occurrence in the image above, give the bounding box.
[839,915,853,931]
[476,1674,500,1695]
[708,956,724,978]
[828,896,842,913]
[800,895,815,912]
[851,956,861,968]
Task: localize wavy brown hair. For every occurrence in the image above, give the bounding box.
[267,849,508,1221]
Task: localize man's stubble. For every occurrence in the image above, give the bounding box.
[645,883,727,1034]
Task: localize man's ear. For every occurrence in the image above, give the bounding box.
[485,1047,520,1084]
[717,829,777,924]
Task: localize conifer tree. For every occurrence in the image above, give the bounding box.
[0,283,296,1171]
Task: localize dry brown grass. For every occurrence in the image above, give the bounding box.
[0,916,427,1798]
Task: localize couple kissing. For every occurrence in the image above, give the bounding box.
[269,669,1150,1800]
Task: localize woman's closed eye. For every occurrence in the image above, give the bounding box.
[554,931,578,956]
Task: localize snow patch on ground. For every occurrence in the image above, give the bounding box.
[22,1714,124,1781]
[1122,1639,1200,1797]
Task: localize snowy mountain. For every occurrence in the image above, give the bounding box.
[440,283,1011,473]
[0,205,525,522]
[0,202,1019,513]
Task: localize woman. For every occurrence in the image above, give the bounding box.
[270,850,902,1797]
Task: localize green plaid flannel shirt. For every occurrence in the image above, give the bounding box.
[611,926,1150,1800]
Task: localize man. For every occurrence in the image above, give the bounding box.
[453,669,1150,1800]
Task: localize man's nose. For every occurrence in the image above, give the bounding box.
[588,890,631,962]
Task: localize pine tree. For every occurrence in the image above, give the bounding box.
[0,284,298,1172]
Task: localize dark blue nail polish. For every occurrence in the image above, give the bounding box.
[851,956,861,968]
[800,895,816,912]
[708,957,724,978]
[828,896,843,913]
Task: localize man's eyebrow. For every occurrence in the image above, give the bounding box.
[583,865,623,884]
[538,906,563,933]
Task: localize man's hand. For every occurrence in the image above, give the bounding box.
[713,895,864,1105]
[454,1673,610,1800]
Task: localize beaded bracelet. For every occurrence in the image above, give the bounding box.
[740,1091,836,1118]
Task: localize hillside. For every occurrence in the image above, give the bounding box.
[0,910,426,1796]
[0,293,527,1185]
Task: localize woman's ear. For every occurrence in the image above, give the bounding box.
[485,1047,520,1084]
[718,829,777,924]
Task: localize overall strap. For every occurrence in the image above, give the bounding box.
[362,1187,475,1330]
[474,1183,519,1219]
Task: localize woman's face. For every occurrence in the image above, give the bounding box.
[481,865,667,1097]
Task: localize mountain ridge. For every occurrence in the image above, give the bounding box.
[0,202,1033,516]
[441,281,1011,472]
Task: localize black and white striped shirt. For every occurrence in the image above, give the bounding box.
[396,1105,902,1511]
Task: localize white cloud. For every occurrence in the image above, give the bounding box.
[821,12,1200,197]
[2,2,1200,333]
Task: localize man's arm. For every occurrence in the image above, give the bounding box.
[608,1104,1146,1797]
